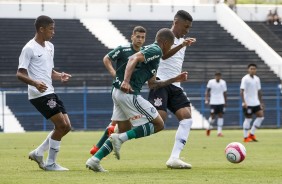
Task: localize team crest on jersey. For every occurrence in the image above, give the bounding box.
[154,98,162,107]
[47,99,56,109]
[151,107,156,114]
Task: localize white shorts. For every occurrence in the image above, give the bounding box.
[111,88,159,126]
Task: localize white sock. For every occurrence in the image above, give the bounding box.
[35,130,53,156]
[170,119,192,159]
[46,138,61,166]
[217,118,224,134]
[250,117,264,135]
[243,118,252,138]
[208,117,215,129]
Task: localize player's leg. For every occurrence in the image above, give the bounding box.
[243,106,253,142]
[217,105,224,137]
[207,107,216,136]
[89,121,117,155]
[45,112,71,171]
[249,106,264,141]
[166,86,192,169]
[110,89,164,160]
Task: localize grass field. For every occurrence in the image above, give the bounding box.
[0,129,282,184]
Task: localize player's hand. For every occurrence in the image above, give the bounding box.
[242,102,247,109]
[174,72,188,82]
[182,37,196,47]
[61,72,72,83]
[205,100,209,105]
[260,103,265,110]
[121,80,134,94]
[35,81,48,93]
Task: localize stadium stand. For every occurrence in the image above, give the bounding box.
[0,18,111,88]
[247,22,282,56]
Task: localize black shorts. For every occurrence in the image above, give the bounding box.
[243,105,262,116]
[210,104,225,114]
[30,93,67,119]
[148,83,191,114]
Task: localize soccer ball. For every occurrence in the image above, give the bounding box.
[225,142,246,163]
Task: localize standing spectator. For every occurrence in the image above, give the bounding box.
[240,64,264,143]
[205,72,227,137]
[266,10,274,25]
[273,8,281,25]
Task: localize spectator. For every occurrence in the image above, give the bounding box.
[226,0,237,12]
[273,8,281,25]
[266,10,274,25]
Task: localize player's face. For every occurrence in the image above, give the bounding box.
[248,66,257,75]
[131,32,146,48]
[41,23,55,41]
[175,19,192,38]
[215,75,221,81]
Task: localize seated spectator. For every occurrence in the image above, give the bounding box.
[273,8,281,25]
[266,10,274,25]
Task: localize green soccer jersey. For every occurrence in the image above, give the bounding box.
[113,42,163,94]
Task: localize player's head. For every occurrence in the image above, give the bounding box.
[248,63,257,76]
[172,10,193,38]
[215,71,222,81]
[34,15,55,41]
[131,26,146,50]
[155,28,175,55]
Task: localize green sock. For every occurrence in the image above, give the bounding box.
[94,139,113,160]
[126,122,154,140]
[96,126,110,148]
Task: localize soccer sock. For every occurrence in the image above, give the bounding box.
[250,117,264,135]
[208,117,215,129]
[243,118,252,138]
[94,139,113,160]
[35,130,54,156]
[118,122,154,142]
[46,138,61,166]
[96,124,112,149]
[217,118,224,134]
[170,119,192,159]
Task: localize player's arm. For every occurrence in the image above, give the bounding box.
[205,88,211,104]
[258,89,264,109]
[120,52,144,93]
[103,55,116,78]
[240,89,247,108]
[224,91,227,107]
[16,68,48,93]
[148,72,188,90]
[162,37,196,60]
[52,69,72,83]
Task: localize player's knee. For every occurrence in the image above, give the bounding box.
[254,117,264,128]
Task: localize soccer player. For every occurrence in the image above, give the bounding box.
[86,28,188,172]
[205,71,227,137]
[16,15,72,171]
[89,26,147,155]
[240,64,264,142]
[147,10,196,169]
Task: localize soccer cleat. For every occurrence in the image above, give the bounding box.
[110,133,123,160]
[244,137,253,142]
[206,129,211,136]
[44,163,69,171]
[248,134,258,142]
[166,158,192,169]
[28,150,45,170]
[90,146,99,155]
[217,133,224,137]
[86,157,107,172]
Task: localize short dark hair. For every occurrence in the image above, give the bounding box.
[155,28,174,43]
[34,15,54,31]
[174,10,193,22]
[248,63,257,68]
[215,71,221,76]
[133,26,146,34]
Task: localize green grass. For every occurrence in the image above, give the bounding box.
[0,129,282,184]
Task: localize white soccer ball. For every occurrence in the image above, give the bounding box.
[225,142,246,163]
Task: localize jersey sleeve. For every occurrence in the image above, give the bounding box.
[18,47,33,69]
[107,46,122,62]
[223,81,227,91]
[240,77,246,90]
[140,45,162,64]
[207,80,211,88]
[257,77,261,90]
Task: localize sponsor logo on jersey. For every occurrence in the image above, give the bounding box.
[38,54,43,57]
[47,99,57,109]
[123,48,131,52]
[154,97,162,107]
[147,55,160,62]
[130,114,143,121]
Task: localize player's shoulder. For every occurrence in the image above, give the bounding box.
[22,39,36,53]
